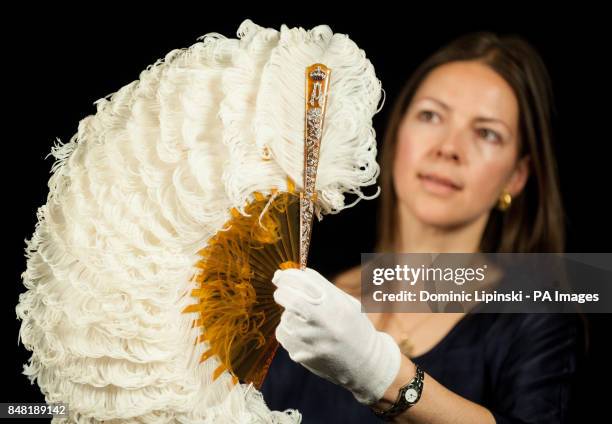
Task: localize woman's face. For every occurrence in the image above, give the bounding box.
[393,60,529,228]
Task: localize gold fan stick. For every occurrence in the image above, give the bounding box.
[300,64,331,269]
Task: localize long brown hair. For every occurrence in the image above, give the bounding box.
[375,32,565,254]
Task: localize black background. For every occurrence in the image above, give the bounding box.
[6,6,611,422]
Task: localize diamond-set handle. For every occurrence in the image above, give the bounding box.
[300,64,331,269]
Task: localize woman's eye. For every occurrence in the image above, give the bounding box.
[417,110,439,123]
[477,128,502,143]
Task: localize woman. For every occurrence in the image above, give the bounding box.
[261,32,586,423]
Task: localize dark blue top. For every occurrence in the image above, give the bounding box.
[261,312,585,423]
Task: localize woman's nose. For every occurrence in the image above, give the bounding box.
[434,134,463,163]
[433,127,467,163]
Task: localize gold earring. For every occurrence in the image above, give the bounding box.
[497,190,512,211]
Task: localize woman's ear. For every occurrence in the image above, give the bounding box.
[506,155,531,196]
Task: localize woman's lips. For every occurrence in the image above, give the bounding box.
[417,172,463,195]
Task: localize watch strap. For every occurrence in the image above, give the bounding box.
[371,364,425,421]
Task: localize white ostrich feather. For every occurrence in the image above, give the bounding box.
[16,19,383,423]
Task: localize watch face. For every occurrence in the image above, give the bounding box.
[404,388,419,403]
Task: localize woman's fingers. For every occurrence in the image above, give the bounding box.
[276,311,313,363]
[273,286,312,322]
[272,268,325,305]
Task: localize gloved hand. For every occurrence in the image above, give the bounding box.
[272,267,401,405]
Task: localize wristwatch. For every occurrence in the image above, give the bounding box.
[371,364,425,421]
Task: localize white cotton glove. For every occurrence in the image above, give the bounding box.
[272,267,401,405]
